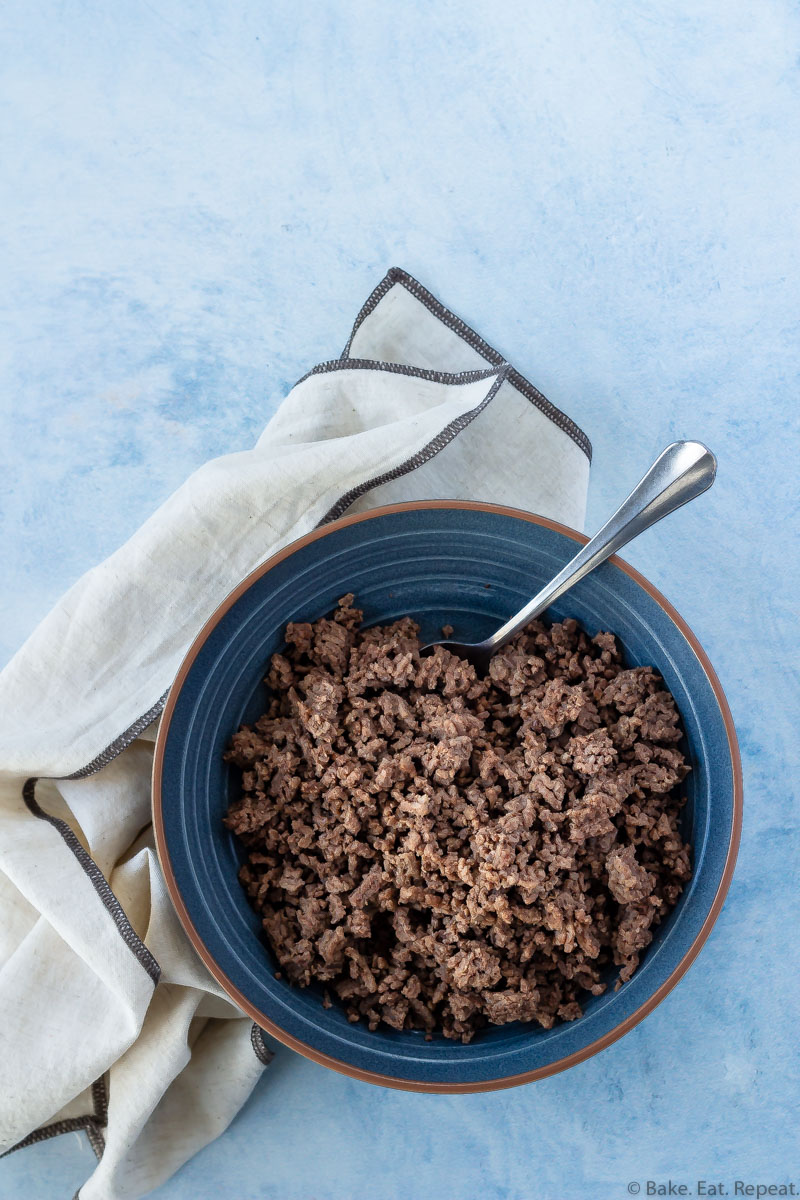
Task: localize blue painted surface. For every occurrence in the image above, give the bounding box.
[0,1,797,1197]
[159,505,737,1086]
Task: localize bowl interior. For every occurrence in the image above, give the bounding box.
[157,504,737,1087]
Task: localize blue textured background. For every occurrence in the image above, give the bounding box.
[1,2,797,1198]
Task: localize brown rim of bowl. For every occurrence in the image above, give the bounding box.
[152,499,743,1094]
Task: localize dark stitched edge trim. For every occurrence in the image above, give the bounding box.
[65,690,169,780]
[91,1075,109,1129]
[319,365,509,525]
[295,357,502,389]
[22,779,161,985]
[84,1121,105,1161]
[2,1072,108,1163]
[250,1023,274,1066]
[2,1116,99,1157]
[85,1073,108,1160]
[506,365,592,459]
[342,266,592,461]
[341,269,397,353]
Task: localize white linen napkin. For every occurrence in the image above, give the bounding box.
[0,268,591,1199]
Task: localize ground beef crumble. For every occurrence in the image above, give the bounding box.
[224,595,692,1042]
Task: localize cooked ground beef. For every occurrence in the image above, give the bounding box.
[224,596,691,1042]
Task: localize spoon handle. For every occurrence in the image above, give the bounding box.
[484,441,717,652]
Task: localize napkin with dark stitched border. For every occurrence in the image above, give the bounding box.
[0,269,591,1199]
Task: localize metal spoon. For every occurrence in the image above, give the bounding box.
[423,440,717,672]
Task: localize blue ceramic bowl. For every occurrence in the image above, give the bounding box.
[153,501,741,1092]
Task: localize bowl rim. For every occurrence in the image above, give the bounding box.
[152,499,743,1093]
